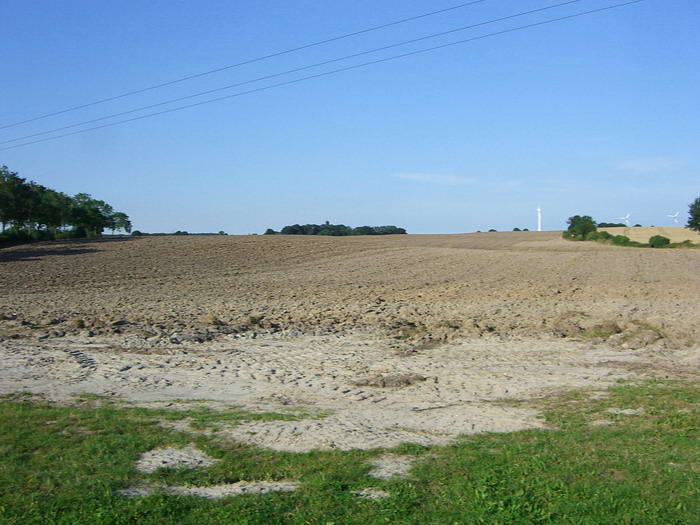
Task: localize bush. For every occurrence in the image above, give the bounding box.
[585,231,600,241]
[131,230,143,236]
[612,235,631,246]
[562,231,573,239]
[649,235,670,248]
[597,231,614,240]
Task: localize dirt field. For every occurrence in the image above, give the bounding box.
[599,225,700,243]
[1,232,699,450]
[2,231,699,343]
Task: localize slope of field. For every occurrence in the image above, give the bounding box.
[599,226,700,244]
[1,231,699,346]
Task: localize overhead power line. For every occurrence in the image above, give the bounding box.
[0,0,646,152]
[0,0,491,131]
[0,0,586,146]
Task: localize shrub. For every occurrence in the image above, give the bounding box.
[562,231,573,239]
[612,235,630,246]
[585,231,600,241]
[649,235,670,248]
[597,231,614,240]
[131,230,143,236]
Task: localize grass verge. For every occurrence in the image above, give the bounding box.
[1,381,698,524]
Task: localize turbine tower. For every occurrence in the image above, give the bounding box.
[615,214,631,227]
[537,206,542,232]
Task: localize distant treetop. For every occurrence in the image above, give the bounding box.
[264,223,406,236]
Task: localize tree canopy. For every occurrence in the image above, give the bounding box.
[265,223,406,236]
[566,215,597,237]
[0,165,131,242]
[688,197,700,233]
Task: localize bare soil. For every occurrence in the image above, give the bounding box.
[1,232,699,451]
[1,232,698,345]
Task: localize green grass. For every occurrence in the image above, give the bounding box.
[1,381,699,524]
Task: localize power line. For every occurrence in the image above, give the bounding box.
[0,0,491,131]
[0,0,646,152]
[0,0,586,146]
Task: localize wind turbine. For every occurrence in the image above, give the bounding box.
[615,214,631,226]
[536,206,542,232]
[667,212,680,224]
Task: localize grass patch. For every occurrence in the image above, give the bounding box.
[1,381,699,524]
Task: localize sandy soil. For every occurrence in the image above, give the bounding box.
[2,332,696,451]
[1,232,699,451]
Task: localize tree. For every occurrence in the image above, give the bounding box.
[0,165,131,243]
[264,228,277,235]
[108,212,132,234]
[688,197,700,233]
[566,215,597,238]
[352,226,375,236]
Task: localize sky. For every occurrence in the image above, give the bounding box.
[2,0,698,234]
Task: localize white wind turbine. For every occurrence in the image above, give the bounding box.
[615,213,631,226]
[537,206,542,232]
[667,211,680,224]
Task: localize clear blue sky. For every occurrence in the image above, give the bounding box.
[2,0,698,233]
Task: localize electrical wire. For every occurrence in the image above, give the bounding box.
[0,0,491,130]
[0,0,646,152]
[0,0,586,146]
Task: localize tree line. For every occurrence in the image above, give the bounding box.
[0,165,131,243]
[264,222,407,236]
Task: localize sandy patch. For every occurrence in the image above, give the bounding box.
[607,408,644,416]
[0,332,695,452]
[136,445,218,473]
[353,488,391,500]
[368,454,416,479]
[166,481,297,498]
[119,482,298,499]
